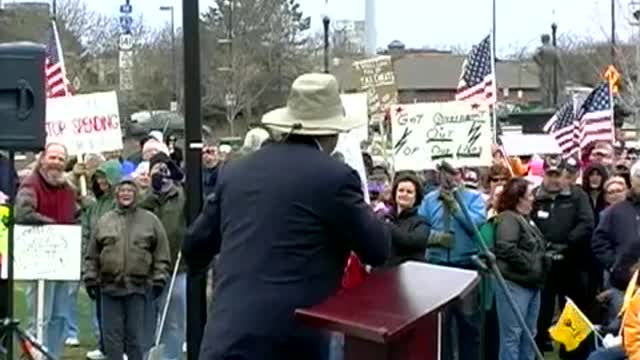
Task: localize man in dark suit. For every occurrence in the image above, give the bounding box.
[184,73,390,360]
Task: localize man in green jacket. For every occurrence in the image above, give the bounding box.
[80,159,122,360]
[140,152,186,360]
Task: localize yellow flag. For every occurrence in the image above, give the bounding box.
[549,299,593,351]
[620,270,640,317]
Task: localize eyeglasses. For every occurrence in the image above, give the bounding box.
[202,149,216,155]
[606,188,625,195]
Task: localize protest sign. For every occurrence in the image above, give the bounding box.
[46,91,123,154]
[5,225,82,281]
[335,131,370,203]
[340,93,369,143]
[352,56,398,116]
[391,101,492,171]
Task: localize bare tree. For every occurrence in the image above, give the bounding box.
[200,0,310,133]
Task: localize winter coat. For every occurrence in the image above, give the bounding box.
[202,166,219,198]
[14,170,77,225]
[140,185,187,272]
[530,185,594,268]
[83,204,171,296]
[184,137,390,360]
[495,210,547,288]
[582,164,609,225]
[592,195,640,290]
[417,188,486,267]
[81,160,122,257]
[384,207,430,267]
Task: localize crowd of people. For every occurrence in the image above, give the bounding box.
[2,72,640,360]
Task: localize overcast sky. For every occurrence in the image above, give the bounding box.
[7,0,639,56]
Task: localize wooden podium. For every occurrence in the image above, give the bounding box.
[296,261,479,360]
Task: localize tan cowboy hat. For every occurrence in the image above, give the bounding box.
[261,73,363,135]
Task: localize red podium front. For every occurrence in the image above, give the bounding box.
[296,261,479,360]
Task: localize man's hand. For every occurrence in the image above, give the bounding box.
[596,289,613,303]
[85,285,98,300]
[72,162,89,177]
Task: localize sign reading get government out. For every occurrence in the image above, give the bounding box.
[391,101,493,171]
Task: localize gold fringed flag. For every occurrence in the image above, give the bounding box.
[549,298,594,351]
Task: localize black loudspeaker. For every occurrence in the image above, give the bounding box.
[0,42,46,151]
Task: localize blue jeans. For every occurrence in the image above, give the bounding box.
[65,282,80,339]
[586,346,626,360]
[442,284,481,360]
[495,279,541,360]
[157,273,186,360]
[25,281,72,359]
[327,333,344,360]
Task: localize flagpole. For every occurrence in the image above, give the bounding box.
[50,19,70,96]
[609,81,615,142]
[490,31,498,144]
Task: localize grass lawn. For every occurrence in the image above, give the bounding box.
[13,282,95,360]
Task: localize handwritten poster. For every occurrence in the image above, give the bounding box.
[46,91,123,155]
[335,131,370,204]
[340,93,369,143]
[5,225,82,281]
[391,101,492,171]
[352,56,398,116]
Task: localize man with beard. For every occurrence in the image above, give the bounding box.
[15,143,78,359]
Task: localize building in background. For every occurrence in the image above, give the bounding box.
[333,41,541,106]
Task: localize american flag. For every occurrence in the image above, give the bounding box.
[455,35,496,107]
[547,102,578,156]
[45,21,71,98]
[576,83,613,149]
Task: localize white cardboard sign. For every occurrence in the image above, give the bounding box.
[391,101,492,171]
[9,225,82,281]
[46,91,123,154]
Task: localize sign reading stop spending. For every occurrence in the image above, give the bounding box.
[391,101,493,171]
[46,91,123,155]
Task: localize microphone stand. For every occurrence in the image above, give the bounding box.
[442,162,545,360]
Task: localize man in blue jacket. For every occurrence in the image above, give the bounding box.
[418,164,486,360]
[184,73,390,360]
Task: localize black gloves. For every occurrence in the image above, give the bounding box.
[86,285,98,300]
[153,285,164,299]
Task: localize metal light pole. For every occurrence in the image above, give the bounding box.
[160,5,177,110]
[52,0,56,19]
[182,0,206,359]
[611,0,616,65]
[322,15,330,73]
[551,22,558,107]
[218,0,235,135]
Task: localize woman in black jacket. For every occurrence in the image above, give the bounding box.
[494,177,547,360]
[382,173,430,267]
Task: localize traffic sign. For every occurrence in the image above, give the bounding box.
[119,34,133,50]
[119,15,133,28]
[120,4,132,14]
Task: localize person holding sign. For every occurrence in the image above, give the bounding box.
[417,164,487,360]
[14,143,78,360]
[83,177,171,360]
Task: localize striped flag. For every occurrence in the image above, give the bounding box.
[455,35,497,108]
[547,102,579,156]
[45,20,71,98]
[576,83,614,149]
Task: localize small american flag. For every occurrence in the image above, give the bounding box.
[547,102,578,156]
[455,35,496,107]
[45,21,71,98]
[576,83,613,149]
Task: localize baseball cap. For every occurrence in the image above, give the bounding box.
[543,155,565,175]
[564,156,580,174]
